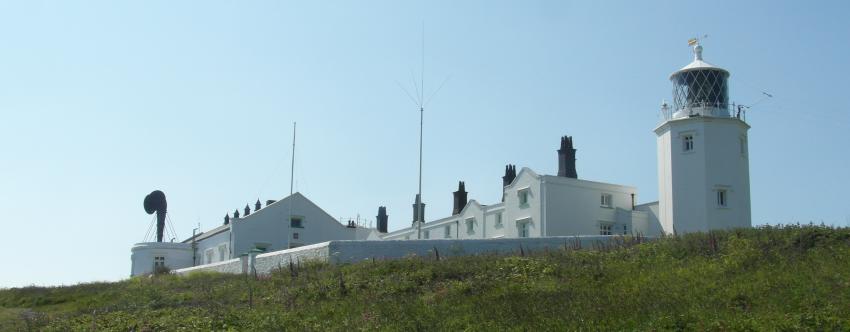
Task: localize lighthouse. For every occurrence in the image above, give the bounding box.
[655,40,752,234]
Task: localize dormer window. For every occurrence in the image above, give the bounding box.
[517,188,530,207]
[600,194,612,208]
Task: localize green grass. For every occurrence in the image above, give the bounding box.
[2,225,850,331]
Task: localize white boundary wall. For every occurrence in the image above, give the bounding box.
[174,235,649,276]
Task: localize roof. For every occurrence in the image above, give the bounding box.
[182,223,230,243]
[669,44,729,79]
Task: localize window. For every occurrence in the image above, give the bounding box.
[622,224,629,235]
[293,232,299,240]
[717,189,728,207]
[290,217,303,228]
[218,244,227,261]
[600,224,613,235]
[466,218,475,234]
[424,230,430,239]
[154,256,165,272]
[600,194,612,208]
[518,189,529,207]
[683,134,694,152]
[205,249,214,264]
[518,222,530,238]
[495,213,503,228]
[404,235,410,240]
[444,225,451,238]
[740,136,747,156]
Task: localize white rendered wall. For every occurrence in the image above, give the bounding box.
[502,168,543,238]
[130,242,194,276]
[482,205,507,239]
[656,117,751,234]
[382,167,651,240]
[191,226,232,265]
[633,202,663,236]
[542,175,637,236]
[175,235,653,276]
[230,193,378,257]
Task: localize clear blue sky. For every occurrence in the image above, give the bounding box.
[1,1,848,287]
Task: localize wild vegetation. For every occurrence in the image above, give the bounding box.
[1,225,849,331]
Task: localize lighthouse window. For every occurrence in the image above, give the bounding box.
[683,135,694,152]
[740,136,747,156]
[716,190,728,207]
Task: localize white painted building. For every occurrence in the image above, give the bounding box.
[382,155,663,241]
[131,193,380,276]
[130,41,751,276]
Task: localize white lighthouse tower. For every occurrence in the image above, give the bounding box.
[655,40,751,234]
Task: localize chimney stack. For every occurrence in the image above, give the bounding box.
[452,181,468,215]
[502,164,517,187]
[376,206,388,233]
[412,194,426,226]
[558,136,578,178]
[502,164,517,202]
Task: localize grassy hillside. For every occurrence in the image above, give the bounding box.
[2,225,849,331]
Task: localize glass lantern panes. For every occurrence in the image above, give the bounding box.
[671,69,729,111]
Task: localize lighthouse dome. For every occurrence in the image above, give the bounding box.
[669,44,730,118]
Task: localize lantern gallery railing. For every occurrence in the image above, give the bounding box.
[660,102,747,122]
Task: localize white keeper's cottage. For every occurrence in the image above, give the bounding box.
[130,41,752,276]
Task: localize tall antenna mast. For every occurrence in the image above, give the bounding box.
[395,23,449,240]
[287,122,296,249]
[417,23,425,240]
